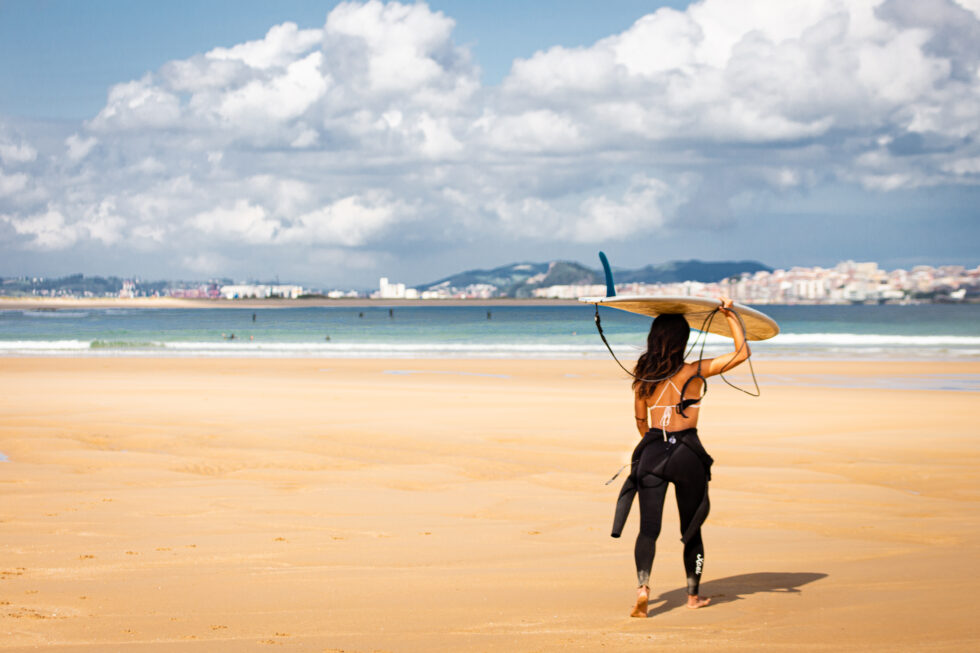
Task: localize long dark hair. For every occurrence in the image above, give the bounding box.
[632,313,690,398]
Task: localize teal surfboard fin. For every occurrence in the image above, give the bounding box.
[598,251,616,297]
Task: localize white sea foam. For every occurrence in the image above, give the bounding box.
[20,310,90,318]
[162,341,616,357]
[0,333,978,359]
[0,340,92,350]
[764,333,980,346]
[0,339,611,357]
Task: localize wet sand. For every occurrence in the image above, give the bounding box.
[1,358,978,651]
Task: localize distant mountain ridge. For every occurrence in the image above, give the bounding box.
[417,259,771,298]
[614,259,772,284]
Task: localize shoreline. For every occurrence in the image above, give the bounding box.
[0,345,980,364]
[3,296,978,310]
[0,296,583,309]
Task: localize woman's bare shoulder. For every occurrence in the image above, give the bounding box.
[678,361,701,376]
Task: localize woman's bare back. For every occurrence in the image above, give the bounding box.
[636,362,705,433]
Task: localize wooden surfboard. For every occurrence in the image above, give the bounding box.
[579,295,780,341]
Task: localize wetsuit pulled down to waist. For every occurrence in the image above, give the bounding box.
[611,427,713,543]
[612,427,714,593]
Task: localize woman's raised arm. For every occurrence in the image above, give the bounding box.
[702,297,750,378]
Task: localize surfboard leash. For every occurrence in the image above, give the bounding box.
[593,304,685,385]
[592,303,760,397]
[690,306,761,398]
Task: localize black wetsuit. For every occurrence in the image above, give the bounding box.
[612,427,713,594]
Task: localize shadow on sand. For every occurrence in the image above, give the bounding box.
[645,571,828,618]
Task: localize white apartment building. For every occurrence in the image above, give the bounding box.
[375,277,419,299]
[219,284,304,299]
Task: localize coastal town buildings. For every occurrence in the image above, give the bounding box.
[373,261,978,303]
[218,284,305,299]
[529,262,979,304]
[4,261,977,304]
[168,284,221,299]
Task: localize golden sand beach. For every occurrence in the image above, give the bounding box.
[1,357,978,651]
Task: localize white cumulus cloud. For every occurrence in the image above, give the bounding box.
[191,200,279,244]
[0,136,37,165]
[65,134,97,161]
[207,21,323,70]
[217,51,329,125]
[4,208,77,250]
[279,193,405,246]
[0,171,29,197]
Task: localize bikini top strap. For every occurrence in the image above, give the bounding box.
[677,369,707,418]
[650,378,680,408]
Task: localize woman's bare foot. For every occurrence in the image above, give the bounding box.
[630,586,649,618]
[687,594,711,609]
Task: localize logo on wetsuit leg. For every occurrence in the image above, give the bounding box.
[695,553,703,576]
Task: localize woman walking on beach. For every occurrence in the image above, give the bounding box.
[613,297,749,618]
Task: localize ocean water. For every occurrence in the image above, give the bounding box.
[1,303,978,361]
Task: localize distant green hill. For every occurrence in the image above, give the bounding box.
[1,274,126,296]
[0,274,221,297]
[616,259,771,284]
[419,261,600,298]
[417,259,771,297]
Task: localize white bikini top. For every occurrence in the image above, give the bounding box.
[647,378,700,431]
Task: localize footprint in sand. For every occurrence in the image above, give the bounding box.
[8,607,51,619]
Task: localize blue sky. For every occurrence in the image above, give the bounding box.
[0,0,691,119]
[1,0,977,287]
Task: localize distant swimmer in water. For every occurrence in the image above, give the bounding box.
[615,297,750,618]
